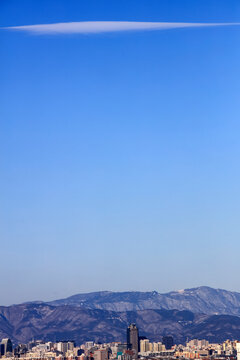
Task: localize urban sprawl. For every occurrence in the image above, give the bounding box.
[1,324,240,360]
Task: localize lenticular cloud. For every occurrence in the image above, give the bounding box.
[4,21,240,34]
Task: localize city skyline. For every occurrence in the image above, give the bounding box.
[1,0,240,305]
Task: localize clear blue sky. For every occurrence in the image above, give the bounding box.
[1,0,240,306]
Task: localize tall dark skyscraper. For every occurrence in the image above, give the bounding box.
[162,336,174,350]
[127,324,139,358]
[0,339,13,356]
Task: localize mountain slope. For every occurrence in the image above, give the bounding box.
[50,287,240,316]
[1,303,240,345]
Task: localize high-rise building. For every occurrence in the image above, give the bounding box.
[67,341,75,351]
[236,342,240,360]
[0,343,4,356]
[0,339,13,356]
[127,324,139,358]
[57,341,68,354]
[162,336,173,350]
[85,341,94,349]
[140,339,150,353]
[140,340,165,353]
[93,349,108,360]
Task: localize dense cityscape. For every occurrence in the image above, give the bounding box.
[1,324,240,360]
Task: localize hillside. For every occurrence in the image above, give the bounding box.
[1,302,240,345]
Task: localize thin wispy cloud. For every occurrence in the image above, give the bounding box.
[4,21,240,35]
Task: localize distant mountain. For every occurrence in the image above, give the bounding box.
[50,286,240,316]
[2,287,240,345]
[1,302,240,345]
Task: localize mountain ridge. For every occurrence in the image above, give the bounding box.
[49,286,240,316]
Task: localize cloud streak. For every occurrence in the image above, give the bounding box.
[4,21,240,35]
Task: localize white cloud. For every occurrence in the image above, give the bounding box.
[4,21,240,35]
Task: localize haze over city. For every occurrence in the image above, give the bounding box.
[1,0,240,306]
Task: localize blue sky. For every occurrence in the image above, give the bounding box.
[0,0,240,305]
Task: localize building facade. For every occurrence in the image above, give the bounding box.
[127,324,139,359]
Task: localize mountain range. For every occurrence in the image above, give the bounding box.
[49,286,240,315]
[2,286,240,345]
